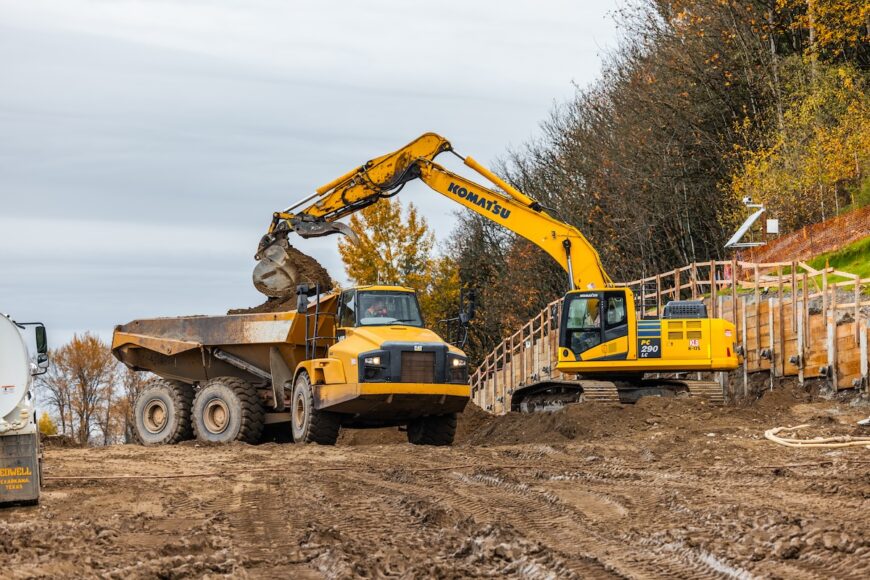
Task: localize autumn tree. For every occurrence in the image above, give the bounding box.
[117,367,149,443]
[338,198,433,286]
[37,333,118,445]
[38,412,58,436]
[446,0,869,365]
[338,197,461,327]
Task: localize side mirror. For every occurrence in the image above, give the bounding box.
[35,324,48,356]
[459,289,476,325]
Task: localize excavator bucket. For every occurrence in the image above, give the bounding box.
[253,234,336,298]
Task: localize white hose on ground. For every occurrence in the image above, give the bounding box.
[764,424,870,449]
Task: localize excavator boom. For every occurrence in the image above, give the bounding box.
[254,132,611,296]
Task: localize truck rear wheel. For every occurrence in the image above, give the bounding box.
[291,372,340,445]
[133,379,194,446]
[192,377,264,444]
[407,414,457,446]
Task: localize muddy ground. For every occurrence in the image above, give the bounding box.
[3,385,869,579]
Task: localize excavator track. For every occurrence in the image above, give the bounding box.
[510,377,724,412]
[579,380,621,403]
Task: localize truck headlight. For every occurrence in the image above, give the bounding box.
[447,355,468,383]
[360,351,389,382]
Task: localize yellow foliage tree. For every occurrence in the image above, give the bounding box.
[338,198,460,326]
[778,0,870,57]
[730,60,869,230]
[38,412,58,436]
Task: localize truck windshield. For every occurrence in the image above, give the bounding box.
[357,291,424,327]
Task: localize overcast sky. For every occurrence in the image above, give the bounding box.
[0,0,618,346]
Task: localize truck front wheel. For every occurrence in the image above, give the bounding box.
[192,377,264,444]
[407,414,457,446]
[133,379,194,445]
[291,372,340,445]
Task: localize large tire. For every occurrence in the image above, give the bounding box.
[291,372,340,445]
[407,414,457,446]
[133,379,194,446]
[192,377,264,444]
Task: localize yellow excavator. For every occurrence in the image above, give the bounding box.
[254,133,739,409]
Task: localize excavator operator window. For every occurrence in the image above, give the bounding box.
[563,294,602,354]
[561,291,629,357]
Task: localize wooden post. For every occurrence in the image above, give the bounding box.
[796,300,805,386]
[769,297,776,391]
[731,258,739,328]
[777,266,794,377]
[508,335,514,409]
[827,316,837,392]
[855,280,861,346]
[822,265,828,316]
[860,319,868,392]
[520,325,527,383]
[741,296,748,398]
[541,309,549,376]
[801,272,810,346]
[655,273,662,317]
[790,261,798,332]
[754,264,761,359]
[830,284,838,391]
[709,260,716,317]
[691,263,698,300]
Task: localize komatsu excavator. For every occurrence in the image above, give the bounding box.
[254,133,739,410]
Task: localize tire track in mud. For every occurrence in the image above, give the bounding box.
[448,469,743,579]
[543,460,869,579]
[331,467,593,578]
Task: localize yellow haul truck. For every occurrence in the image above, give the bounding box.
[253,133,740,410]
[113,285,470,446]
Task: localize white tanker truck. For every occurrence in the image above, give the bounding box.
[0,314,48,506]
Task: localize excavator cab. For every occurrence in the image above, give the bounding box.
[559,290,631,362]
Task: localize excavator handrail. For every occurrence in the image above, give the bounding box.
[262,132,613,291]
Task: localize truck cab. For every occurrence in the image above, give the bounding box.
[295,285,469,438]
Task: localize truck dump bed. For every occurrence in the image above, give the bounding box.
[112,295,337,386]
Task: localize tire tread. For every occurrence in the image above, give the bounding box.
[192,377,264,444]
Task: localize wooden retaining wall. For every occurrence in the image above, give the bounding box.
[470,259,870,414]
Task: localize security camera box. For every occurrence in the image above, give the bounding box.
[0,433,40,505]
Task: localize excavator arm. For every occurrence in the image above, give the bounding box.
[254,132,612,297]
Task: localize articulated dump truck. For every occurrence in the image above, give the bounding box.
[112,285,470,446]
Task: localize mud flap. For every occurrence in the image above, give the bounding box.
[0,433,40,505]
[269,347,291,411]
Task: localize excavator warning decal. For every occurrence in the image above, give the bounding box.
[637,320,662,358]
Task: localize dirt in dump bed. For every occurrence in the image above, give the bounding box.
[9,381,870,578]
[229,244,334,314]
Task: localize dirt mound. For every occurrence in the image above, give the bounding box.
[337,427,406,445]
[230,244,334,314]
[335,403,495,446]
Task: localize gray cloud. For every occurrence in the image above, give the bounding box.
[0,0,616,345]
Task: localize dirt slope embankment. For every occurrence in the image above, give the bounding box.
[3,386,869,578]
[745,206,870,263]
